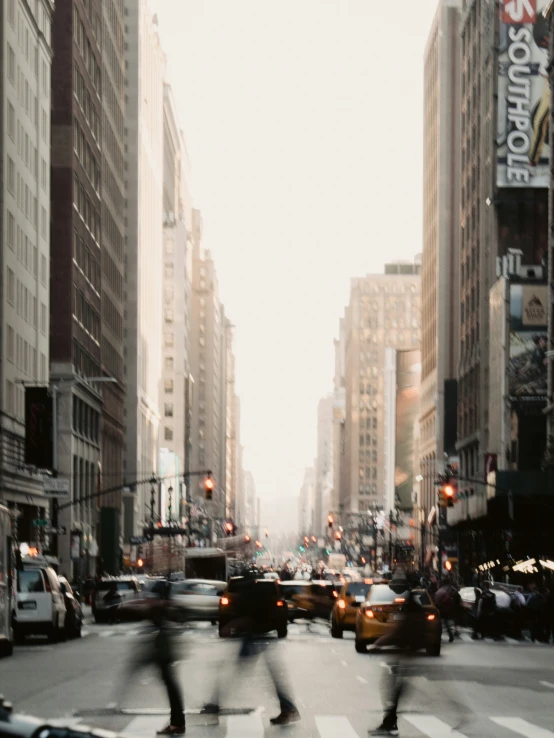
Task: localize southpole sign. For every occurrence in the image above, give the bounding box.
[497,0,549,187]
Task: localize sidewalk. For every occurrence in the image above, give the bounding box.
[82,605,93,624]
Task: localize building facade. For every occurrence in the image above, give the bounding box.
[188,219,227,518]
[418,0,461,561]
[298,466,315,536]
[159,83,192,525]
[0,0,55,540]
[314,395,334,536]
[50,0,105,575]
[99,0,126,514]
[342,261,421,516]
[123,0,165,539]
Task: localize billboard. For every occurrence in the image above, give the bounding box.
[394,350,421,511]
[508,283,547,400]
[497,0,550,188]
[24,387,53,470]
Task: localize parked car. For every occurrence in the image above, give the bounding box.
[459,585,515,634]
[331,579,374,638]
[58,576,83,638]
[170,579,226,623]
[12,566,66,642]
[93,577,140,623]
[279,581,311,622]
[355,583,441,655]
[218,577,288,638]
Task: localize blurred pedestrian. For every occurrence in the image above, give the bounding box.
[434,578,460,643]
[507,586,526,640]
[203,575,299,726]
[118,583,186,735]
[527,583,547,643]
[477,582,498,640]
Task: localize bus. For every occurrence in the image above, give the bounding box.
[0,504,13,656]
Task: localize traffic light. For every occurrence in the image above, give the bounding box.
[204,474,214,500]
[437,473,457,507]
[244,535,251,543]
[137,558,144,568]
[225,522,233,536]
[328,514,334,528]
[444,484,455,507]
[334,531,342,540]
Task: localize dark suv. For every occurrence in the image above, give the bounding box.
[218,577,288,638]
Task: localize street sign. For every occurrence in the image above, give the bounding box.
[32,519,49,527]
[42,478,70,497]
[130,535,148,545]
[44,526,66,536]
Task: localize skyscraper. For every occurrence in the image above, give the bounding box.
[342,260,421,515]
[50,0,105,574]
[315,395,334,536]
[123,0,165,538]
[418,0,461,553]
[0,0,54,539]
[100,0,126,513]
[188,220,227,518]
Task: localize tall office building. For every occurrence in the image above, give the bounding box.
[0,0,54,539]
[418,0,461,545]
[50,0,105,574]
[224,323,239,521]
[333,320,346,515]
[315,395,334,535]
[159,83,193,524]
[99,0,126,514]
[342,260,421,514]
[455,0,548,514]
[188,216,227,518]
[298,466,315,535]
[123,0,165,538]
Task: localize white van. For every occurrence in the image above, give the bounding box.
[13,566,66,642]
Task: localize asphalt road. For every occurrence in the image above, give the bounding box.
[2,620,554,737]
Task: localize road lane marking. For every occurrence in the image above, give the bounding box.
[340,659,348,666]
[540,681,554,689]
[356,675,368,684]
[315,715,358,738]
[225,714,264,737]
[404,714,468,736]
[330,648,337,654]
[491,717,554,737]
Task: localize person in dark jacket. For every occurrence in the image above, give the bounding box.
[434,579,460,643]
[477,582,497,640]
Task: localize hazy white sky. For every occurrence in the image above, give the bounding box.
[152,0,440,505]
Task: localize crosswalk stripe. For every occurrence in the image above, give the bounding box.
[224,714,264,737]
[403,714,468,737]
[491,717,554,737]
[121,715,167,737]
[315,715,359,738]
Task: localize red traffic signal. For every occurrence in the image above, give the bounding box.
[327,514,334,528]
[204,475,214,500]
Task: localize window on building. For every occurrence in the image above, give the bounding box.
[164,332,174,348]
[6,326,14,363]
[6,211,15,251]
[7,269,15,305]
[164,379,173,394]
[164,403,174,418]
[7,157,15,194]
[164,309,174,323]
[164,427,173,441]
[7,45,15,83]
[164,357,174,371]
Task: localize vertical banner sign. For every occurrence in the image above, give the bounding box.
[497,0,550,187]
[24,387,53,469]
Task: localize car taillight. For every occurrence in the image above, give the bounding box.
[332,591,338,598]
[337,599,346,610]
[364,608,374,619]
[427,613,436,621]
[220,597,229,606]
[276,600,284,607]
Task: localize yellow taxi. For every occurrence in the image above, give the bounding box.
[330,579,374,638]
[354,582,441,655]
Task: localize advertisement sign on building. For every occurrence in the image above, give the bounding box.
[509,283,547,399]
[394,350,421,511]
[497,0,550,187]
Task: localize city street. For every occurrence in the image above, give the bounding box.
[3,620,554,737]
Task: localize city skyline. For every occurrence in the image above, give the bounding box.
[151,0,441,503]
